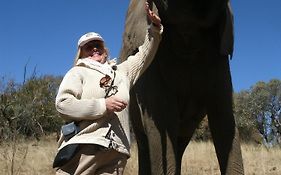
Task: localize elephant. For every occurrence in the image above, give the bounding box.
[119,0,244,174]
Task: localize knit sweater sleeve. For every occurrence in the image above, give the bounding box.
[118,24,163,87]
[55,67,106,121]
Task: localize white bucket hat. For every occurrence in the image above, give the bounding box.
[78,32,104,47]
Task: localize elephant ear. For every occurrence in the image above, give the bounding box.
[119,0,158,62]
[219,1,234,58]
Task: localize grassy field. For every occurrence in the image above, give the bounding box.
[0,135,280,175]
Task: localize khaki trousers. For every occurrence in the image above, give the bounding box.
[55,144,127,175]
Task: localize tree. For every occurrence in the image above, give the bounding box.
[234,90,259,142]
[0,78,19,140]
[234,79,281,146]
[264,79,281,145]
[0,75,63,141]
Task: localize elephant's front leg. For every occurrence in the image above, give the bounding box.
[133,73,182,175]
[130,87,156,175]
[207,56,244,175]
[143,114,179,175]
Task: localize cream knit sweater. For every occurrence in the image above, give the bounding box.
[55,24,162,156]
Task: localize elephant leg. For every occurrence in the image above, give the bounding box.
[132,70,182,174]
[143,96,180,175]
[130,89,179,175]
[145,117,178,175]
[177,106,207,171]
[206,56,244,175]
[129,88,151,175]
[176,132,196,171]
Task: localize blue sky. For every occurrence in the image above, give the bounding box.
[0,0,280,92]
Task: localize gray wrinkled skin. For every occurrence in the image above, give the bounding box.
[120,0,244,174]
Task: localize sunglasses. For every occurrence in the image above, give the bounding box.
[83,41,104,52]
[100,74,118,98]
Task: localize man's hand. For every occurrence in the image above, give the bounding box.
[105,96,128,113]
[145,1,161,27]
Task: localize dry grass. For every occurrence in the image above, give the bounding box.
[0,136,57,175]
[0,136,280,175]
[125,142,281,175]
